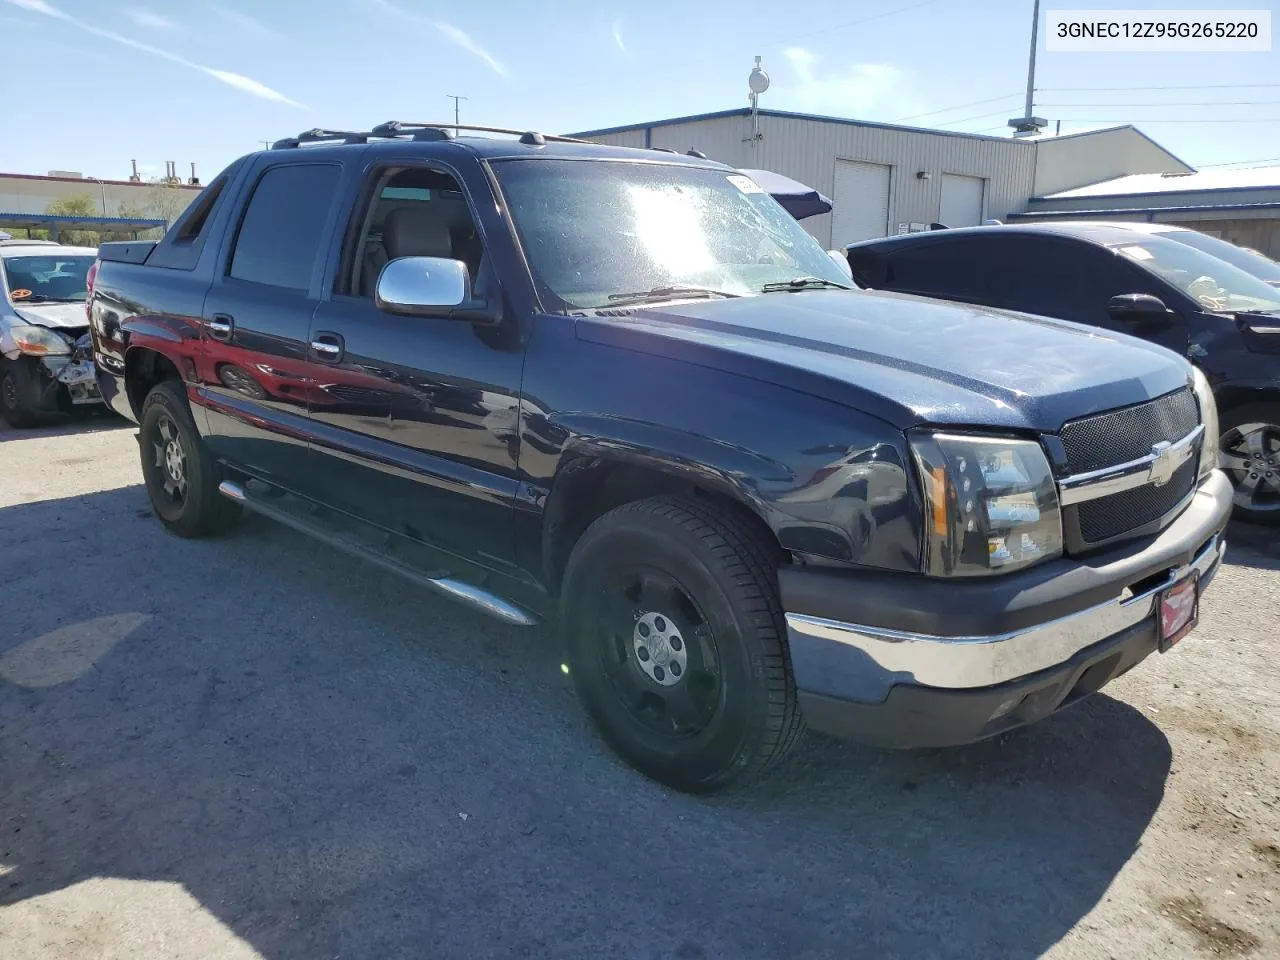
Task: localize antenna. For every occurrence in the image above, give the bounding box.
[747,55,769,148]
[447,94,468,136]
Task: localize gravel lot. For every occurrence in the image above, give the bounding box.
[1,414,1277,960]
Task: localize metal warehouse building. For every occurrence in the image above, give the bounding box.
[1013,165,1280,260]
[571,109,1192,249]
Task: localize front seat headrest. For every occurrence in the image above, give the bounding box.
[382,206,454,261]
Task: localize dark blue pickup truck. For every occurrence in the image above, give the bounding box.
[89,123,1232,791]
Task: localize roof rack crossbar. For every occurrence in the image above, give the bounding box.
[270,121,593,150]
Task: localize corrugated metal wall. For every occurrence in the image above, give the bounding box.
[584,114,1039,246]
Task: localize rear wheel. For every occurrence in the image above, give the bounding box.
[0,360,41,428]
[138,381,240,538]
[561,496,804,793]
[1219,402,1280,525]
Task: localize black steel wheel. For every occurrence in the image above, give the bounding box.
[561,495,804,793]
[138,381,240,538]
[1219,402,1280,525]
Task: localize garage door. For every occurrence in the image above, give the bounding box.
[939,174,985,228]
[832,160,891,246]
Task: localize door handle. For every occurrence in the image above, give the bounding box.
[310,332,345,362]
[207,314,234,342]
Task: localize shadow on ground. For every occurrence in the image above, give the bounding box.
[1,487,1173,960]
[1222,519,1279,571]
[0,408,129,443]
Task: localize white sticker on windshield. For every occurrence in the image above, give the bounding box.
[727,174,765,194]
[1117,244,1155,261]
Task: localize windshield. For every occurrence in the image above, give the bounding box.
[1,255,95,304]
[492,159,850,310]
[1112,236,1280,314]
[1159,230,1280,285]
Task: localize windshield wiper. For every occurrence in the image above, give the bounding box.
[761,277,851,293]
[605,285,740,307]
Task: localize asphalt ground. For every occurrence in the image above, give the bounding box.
[1,413,1277,960]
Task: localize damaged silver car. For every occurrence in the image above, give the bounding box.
[0,241,102,427]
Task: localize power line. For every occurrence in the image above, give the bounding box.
[1040,82,1280,92]
[1200,156,1280,167]
[932,108,1027,127]
[1041,100,1280,107]
[891,92,1021,123]
[778,0,948,47]
[1051,117,1280,124]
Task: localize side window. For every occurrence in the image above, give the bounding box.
[229,163,342,291]
[343,167,485,297]
[887,240,983,301]
[171,171,228,244]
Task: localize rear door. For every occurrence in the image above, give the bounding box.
[197,160,346,490]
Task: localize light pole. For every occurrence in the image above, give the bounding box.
[86,176,108,216]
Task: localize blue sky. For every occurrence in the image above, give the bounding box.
[3,0,1278,183]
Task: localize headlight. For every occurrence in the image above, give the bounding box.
[1190,366,1219,482]
[10,324,72,357]
[910,432,1063,577]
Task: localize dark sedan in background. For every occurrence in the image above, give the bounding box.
[846,222,1280,524]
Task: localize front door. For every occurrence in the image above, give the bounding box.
[197,160,345,490]
[304,163,526,573]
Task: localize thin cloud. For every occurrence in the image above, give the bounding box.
[6,0,70,19]
[783,47,914,118]
[209,3,273,37]
[435,22,507,77]
[612,18,626,54]
[4,0,302,106]
[125,7,176,30]
[369,1,508,77]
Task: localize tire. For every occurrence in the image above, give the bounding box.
[0,360,41,428]
[1218,401,1280,526]
[560,495,804,793]
[138,380,241,538]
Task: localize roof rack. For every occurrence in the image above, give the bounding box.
[270,121,593,150]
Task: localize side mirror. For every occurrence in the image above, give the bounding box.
[827,249,854,282]
[1108,293,1173,324]
[375,256,499,323]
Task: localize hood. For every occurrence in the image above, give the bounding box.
[575,289,1191,433]
[12,302,89,330]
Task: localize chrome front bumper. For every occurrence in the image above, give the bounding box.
[785,534,1224,691]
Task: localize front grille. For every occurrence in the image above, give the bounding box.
[1057,387,1202,550]
[1060,388,1198,474]
[1076,457,1198,543]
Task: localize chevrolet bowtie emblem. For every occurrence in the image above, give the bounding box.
[1147,439,1192,487]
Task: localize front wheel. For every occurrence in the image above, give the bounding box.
[0,360,41,428]
[1219,402,1280,525]
[560,496,804,793]
[138,381,241,538]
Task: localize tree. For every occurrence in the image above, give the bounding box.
[143,181,196,227]
[44,194,100,246]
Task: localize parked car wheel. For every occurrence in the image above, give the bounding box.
[139,381,241,538]
[560,495,804,793]
[1219,401,1280,525]
[0,359,41,428]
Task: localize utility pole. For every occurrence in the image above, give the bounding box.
[260,140,271,150]
[447,94,468,136]
[1023,0,1040,121]
[1008,0,1047,137]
